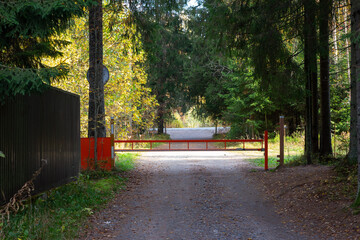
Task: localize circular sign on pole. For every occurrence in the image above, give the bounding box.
[87,65,110,85]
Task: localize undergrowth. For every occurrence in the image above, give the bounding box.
[333,160,358,198]
[0,170,125,239]
[0,152,141,239]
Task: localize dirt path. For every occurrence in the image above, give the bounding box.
[80,151,312,240]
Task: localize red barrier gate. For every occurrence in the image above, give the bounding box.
[115,131,269,170]
[81,137,113,171]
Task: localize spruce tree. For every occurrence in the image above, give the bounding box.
[0,0,89,102]
[129,0,190,134]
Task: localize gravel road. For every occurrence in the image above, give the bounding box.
[165,127,230,140]
[81,128,309,240]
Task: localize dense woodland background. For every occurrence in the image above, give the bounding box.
[1,0,360,204]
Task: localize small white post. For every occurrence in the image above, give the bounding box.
[110,117,115,168]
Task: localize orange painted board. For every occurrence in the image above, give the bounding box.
[81,137,112,171]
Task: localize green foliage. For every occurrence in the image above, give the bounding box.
[49,8,158,138]
[0,65,68,103]
[168,108,214,128]
[151,133,171,140]
[129,0,192,128]
[0,0,91,102]
[0,151,5,158]
[0,172,124,239]
[185,2,304,136]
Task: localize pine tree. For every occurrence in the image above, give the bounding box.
[319,0,333,158]
[129,0,190,134]
[304,0,318,163]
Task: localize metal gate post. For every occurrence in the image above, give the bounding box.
[264,130,268,171]
[110,117,115,169]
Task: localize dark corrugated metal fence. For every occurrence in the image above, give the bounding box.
[0,87,80,206]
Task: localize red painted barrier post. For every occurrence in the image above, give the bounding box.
[81,138,112,171]
[264,130,268,171]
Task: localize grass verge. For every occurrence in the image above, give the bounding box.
[115,153,139,171]
[213,132,306,168]
[0,170,125,239]
[1,152,141,239]
[249,155,306,168]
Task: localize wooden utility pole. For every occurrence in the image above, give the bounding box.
[278,116,285,167]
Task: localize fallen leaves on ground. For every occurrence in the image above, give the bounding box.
[247,165,360,239]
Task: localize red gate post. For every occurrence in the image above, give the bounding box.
[264,130,268,171]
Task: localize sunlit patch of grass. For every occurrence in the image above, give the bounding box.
[115,153,139,171]
[249,155,306,168]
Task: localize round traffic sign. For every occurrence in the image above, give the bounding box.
[86,65,110,85]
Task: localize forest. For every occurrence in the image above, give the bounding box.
[1,0,360,212]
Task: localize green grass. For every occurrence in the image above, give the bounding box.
[150,133,171,148]
[213,132,307,168]
[0,171,125,239]
[249,155,306,168]
[115,153,139,171]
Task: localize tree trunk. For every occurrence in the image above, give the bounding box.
[352,0,360,206]
[344,0,351,84]
[333,3,339,79]
[319,0,333,158]
[350,0,358,164]
[304,0,318,164]
[157,103,164,134]
[88,0,106,138]
[310,2,319,157]
[215,121,218,135]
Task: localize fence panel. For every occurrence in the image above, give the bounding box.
[0,87,80,206]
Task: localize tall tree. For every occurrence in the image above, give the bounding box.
[349,0,358,164]
[319,0,333,158]
[129,0,190,134]
[198,0,304,131]
[352,0,360,206]
[0,0,89,102]
[48,10,158,139]
[304,0,318,163]
[88,0,106,138]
